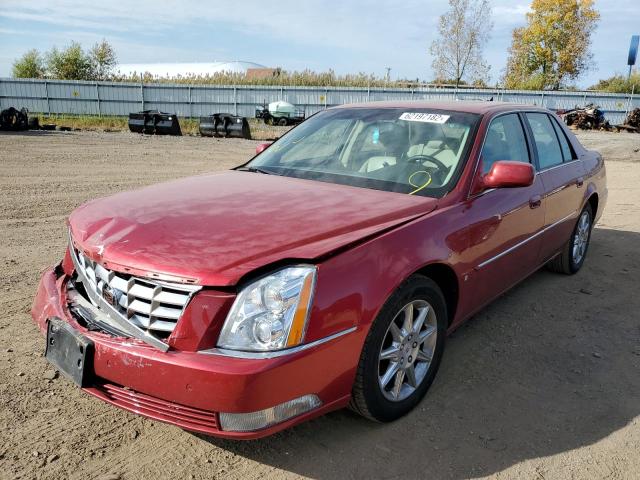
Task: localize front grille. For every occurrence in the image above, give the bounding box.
[73,249,200,339]
[93,382,219,433]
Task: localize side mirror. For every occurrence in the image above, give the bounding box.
[256,142,272,154]
[482,161,535,189]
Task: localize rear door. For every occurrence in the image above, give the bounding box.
[465,113,546,309]
[523,113,586,262]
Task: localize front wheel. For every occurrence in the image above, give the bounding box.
[350,276,447,422]
[547,204,593,274]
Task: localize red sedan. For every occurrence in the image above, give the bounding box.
[32,101,606,439]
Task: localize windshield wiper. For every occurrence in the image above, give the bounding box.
[236,166,281,175]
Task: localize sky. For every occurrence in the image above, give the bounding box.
[0,0,638,87]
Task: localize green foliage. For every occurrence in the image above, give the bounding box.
[12,40,118,80]
[430,78,469,86]
[111,68,412,88]
[34,115,284,140]
[90,40,118,80]
[512,72,547,91]
[589,72,640,93]
[46,42,94,80]
[12,49,45,78]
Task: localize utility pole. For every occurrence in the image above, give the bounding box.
[385,67,391,83]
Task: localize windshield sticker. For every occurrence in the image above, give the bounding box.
[399,112,450,124]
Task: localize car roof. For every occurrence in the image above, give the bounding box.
[334,100,550,115]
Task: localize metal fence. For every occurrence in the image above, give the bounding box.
[1,77,638,124]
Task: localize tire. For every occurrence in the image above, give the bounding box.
[350,275,447,422]
[547,204,593,274]
[277,117,288,127]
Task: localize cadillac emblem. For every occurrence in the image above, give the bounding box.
[102,285,122,308]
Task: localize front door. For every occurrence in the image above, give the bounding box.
[464,113,546,310]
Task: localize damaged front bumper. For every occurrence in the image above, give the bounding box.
[31,265,356,439]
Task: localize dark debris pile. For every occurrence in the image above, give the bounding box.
[0,107,30,131]
[615,108,640,133]
[561,104,611,131]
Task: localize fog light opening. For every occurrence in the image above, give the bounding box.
[219,394,322,432]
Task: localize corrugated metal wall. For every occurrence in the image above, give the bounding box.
[1,78,638,124]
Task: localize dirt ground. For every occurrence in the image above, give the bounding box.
[0,129,639,480]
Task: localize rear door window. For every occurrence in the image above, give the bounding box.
[550,116,575,162]
[526,113,564,169]
[481,114,530,174]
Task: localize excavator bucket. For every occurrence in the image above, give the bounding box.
[199,114,251,139]
[128,110,182,136]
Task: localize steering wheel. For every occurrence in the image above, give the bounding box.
[406,154,448,172]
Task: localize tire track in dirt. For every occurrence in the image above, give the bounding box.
[1,130,639,480]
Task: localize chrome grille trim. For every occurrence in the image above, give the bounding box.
[68,235,201,351]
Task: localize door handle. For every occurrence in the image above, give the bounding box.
[529,195,542,209]
[576,177,584,187]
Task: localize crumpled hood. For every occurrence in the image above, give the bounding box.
[69,171,437,286]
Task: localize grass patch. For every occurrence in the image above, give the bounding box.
[34,114,290,140]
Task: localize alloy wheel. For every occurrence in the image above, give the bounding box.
[377,300,438,402]
[572,210,591,265]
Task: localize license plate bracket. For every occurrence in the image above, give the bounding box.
[45,317,94,387]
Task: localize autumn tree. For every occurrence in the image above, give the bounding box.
[503,0,600,90]
[430,0,493,87]
[12,49,45,78]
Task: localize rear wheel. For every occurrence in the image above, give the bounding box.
[350,276,447,422]
[547,204,593,274]
[277,117,288,126]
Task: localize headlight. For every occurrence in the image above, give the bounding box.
[217,266,316,351]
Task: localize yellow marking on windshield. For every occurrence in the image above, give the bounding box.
[408,170,432,195]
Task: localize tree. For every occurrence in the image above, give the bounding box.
[46,42,95,80]
[12,49,45,78]
[589,72,640,94]
[12,40,118,80]
[90,40,117,80]
[429,0,493,87]
[503,0,600,90]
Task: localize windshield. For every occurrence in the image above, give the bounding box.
[246,107,480,197]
